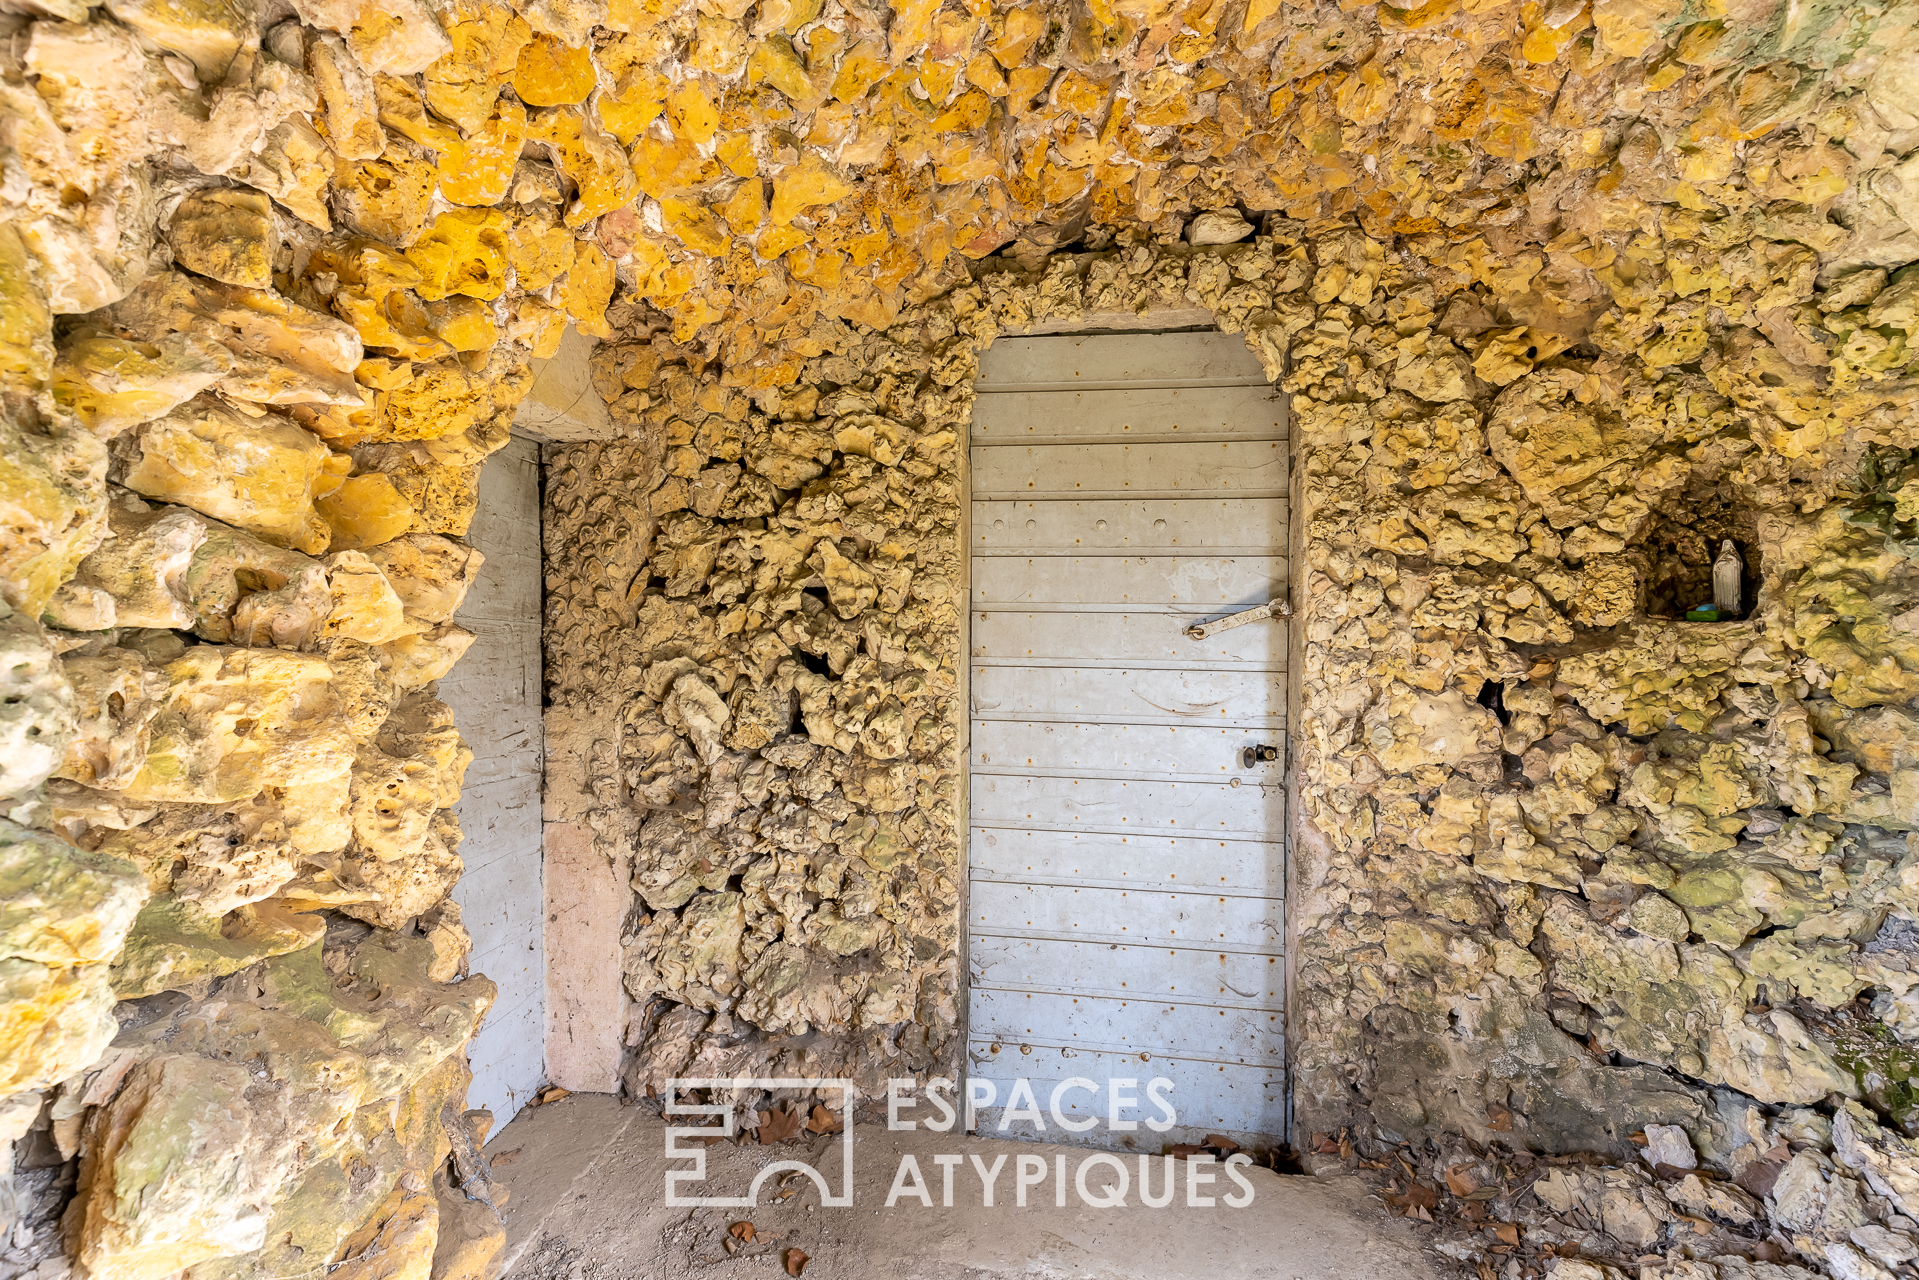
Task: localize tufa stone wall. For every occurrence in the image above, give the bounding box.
[549,212,1919,1276]
[542,291,973,1095]
[3,0,1919,1269]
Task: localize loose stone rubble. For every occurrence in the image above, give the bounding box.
[0,0,1917,1271]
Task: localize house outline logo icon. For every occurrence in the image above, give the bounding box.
[663,1077,857,1208]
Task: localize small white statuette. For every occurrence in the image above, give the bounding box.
[1713,539,1743,617]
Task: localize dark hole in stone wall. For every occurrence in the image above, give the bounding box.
[796,649,833,676]
[1637,490,1762,621]
[1475,680,1510,725]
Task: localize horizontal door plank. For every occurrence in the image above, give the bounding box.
[970,936,1284,1009]
[972,499,1288,555]
[970,879,1285,950]
[970,722,1286,783]
[977,332,1269,391]
[972,609,1286,666]
[970,385,1287,445]
[965,1049,1287,1147]
[969,988,1285,1066]
[972,441,1287,502]
[972,554,1286,611]
[970,773,1287,840]
[970,665,1286,727]
[969,826,1285,895]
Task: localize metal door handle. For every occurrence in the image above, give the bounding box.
[1186,599,1292,641]
[1241,743,1279,769]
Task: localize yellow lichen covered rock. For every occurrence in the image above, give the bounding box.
[368,351,531,443]
[365,533,482,626]
[318,473,421,550]
[424,0,530,132]
[164,187,277,289]
[507,215,575,289]
[113,399,336,554]
[333,139,440,246]
[405,209,510,302]
[0,820,146,969]
[422,296,498,352]
[309,31,388,161]
[0,408,108,617]
[52,333,232,438]
[53,494,333,645]
[109,895,328,999]
[510,32,597,106]
[434,100,527,207]
[0,956,120,1096]
[328,1178,439,1280]
[122,645,358,803]
[561,241,615,338]
[0,221,53,387]
[323,549,418,644]
[527,106,636,227]
[0,819,144,1094]
[101,272,366,410]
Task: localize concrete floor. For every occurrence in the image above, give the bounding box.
[485,1094,1444,1280]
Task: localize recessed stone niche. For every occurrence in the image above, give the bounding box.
[1636,489,1762,623]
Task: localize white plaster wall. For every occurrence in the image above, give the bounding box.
[443,436,547,1122]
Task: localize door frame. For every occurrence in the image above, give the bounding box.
[957,305,1299,1145]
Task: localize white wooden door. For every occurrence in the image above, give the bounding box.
[966,331,1290,1150]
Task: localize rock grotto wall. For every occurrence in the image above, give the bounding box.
[548,198,1919,1275]
[6,0,1919,1270]
[542,284,972,1097]
[0,0,572,1269]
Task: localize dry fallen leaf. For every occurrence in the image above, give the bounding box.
[758,1105,803,1144]
[806,1104,843,1134]
[1202,1134,1239,1153]
[1382,1180,1439,1218]
[785,1248,809,1276]
[729,1222,755,1243]
[1492,1222,1520,1246]
[489,1148,522,1168]
[1443,1164,1478,1196]
[1486,1104,1513,1133]
[534,1086,571,1106]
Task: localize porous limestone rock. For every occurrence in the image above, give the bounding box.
[121,645,358,803]
[164,188,277,290]
[9,0,1919,1266]
[365,533,483,626]
[113,399,337,554]
[52,495,331,647]
[0,409,109,618]
[67,926,492,1280]
[108,896,327,998]
[0,821,144,1094]
[0,606,76,801]
[52,332,232,437]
